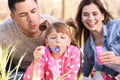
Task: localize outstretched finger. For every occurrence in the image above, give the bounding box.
[61,71,71,78]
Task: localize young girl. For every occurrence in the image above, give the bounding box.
[23,20,81,80]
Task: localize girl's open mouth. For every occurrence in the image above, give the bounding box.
[50,46,60,53]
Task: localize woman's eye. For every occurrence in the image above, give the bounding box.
[93,12,98,16]
[83,12,89,16]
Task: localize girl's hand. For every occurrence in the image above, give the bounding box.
[100,51,120,65]
[33,46,45,65]
[33,46,45,80]
[55,71,71,80]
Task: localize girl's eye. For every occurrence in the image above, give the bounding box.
[51,36,56,39]
[61,36,65,39]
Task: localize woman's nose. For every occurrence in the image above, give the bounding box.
[88,15,94,20]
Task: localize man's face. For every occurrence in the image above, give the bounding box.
[11,0,41,37]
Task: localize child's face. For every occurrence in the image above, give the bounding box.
[45,28,71,56]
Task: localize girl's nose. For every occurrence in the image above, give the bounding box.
[56,37,60,43]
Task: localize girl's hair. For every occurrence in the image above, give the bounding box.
[40,20,82,77]
[39,19,79,47]
[75,0,113,47]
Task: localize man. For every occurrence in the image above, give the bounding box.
[0,0,58,76]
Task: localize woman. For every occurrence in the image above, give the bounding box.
[75,0,120,79]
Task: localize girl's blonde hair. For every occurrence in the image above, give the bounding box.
[39,19,79,47]
[39,19,82,77]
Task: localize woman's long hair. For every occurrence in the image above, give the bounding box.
[75,0,113,47]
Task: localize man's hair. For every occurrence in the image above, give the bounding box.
[8,0,37,13]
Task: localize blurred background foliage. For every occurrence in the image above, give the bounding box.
[0,0,120,24]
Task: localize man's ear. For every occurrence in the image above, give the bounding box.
[10,13,15,21]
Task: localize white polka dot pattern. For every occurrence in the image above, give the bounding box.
[70,65,75,68]
[67,63,71,66]
[37,69,41,74]
[46,58,48,61]
[76,58,79,62]
[27,74,30,79]
[23,45,81,80]
[67,74,71,78]
[46,71,49,75]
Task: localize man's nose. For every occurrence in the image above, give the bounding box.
[27,13,33,22]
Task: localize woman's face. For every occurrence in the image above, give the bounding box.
[82,3,104,32]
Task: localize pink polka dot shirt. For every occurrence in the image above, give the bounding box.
[23,45,81,80]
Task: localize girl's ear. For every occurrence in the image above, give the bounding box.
[44,39,48,45]
[44,39,47,43]
[67,38,71,46]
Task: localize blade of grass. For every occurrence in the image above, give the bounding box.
[0,45,26,80]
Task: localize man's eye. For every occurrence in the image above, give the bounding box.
[19,13,26,17]
[31,9,37,13]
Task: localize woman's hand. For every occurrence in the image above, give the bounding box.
[100,51,120,65]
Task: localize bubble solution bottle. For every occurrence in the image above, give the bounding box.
[96,46,103,65]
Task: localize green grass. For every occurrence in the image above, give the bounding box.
[0,45,26,80]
